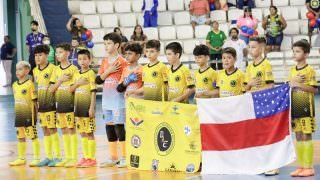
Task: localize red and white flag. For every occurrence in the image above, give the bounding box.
[197,84,296,174]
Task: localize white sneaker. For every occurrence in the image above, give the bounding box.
[99,159,119,168]
[116,158,126,168]
[264,169,279,176]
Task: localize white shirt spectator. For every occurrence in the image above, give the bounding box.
[223,38,247,71]
[145,0,154,11]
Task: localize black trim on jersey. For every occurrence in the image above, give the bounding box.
[215,86,220,89]
[38,63,50,71]
[253,58,266,67]
[164,81,168,84]
[296,64,309,71]
[243,82,248,85]
[90,89,97,92]
[17,79,30,85]
[198,67,211,74]
[225,68,238,76]
[95,76,104,84]
[266,80,275,84]
[147,61,160,68]
[80,69,91,74]
[49,81,55,84]
[60,63,72,70]
[116,83,127,92]
[171,63,183,73]
[187,85,195,89]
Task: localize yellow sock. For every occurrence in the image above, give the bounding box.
[296,141,304,167]
[62,134,71,159]
[304,140,314,168]
[44,136,53,159]
[81,137,89,159]
[108,142,118,160]
[88,140,96,160]
[119,141,126,158]
[71,134,78,161]
[18,141,26,159]
[32,138,40,160]
[51,132,61,158]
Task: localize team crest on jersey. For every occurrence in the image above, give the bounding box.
[175,76,181,82]
[203,77,208,84]
[152,71,158,77]
[230,80,237,87]
[21,89,27,95]
[256,71,263,77]
[44,73,49,79]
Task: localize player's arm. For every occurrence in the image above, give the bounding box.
[89,91,96,118]
[306,2,318,15]
[49,74,72,93]
[171,85,195,102]
[95,61,121,84]
[125,85,144,98]
[197,89,219,98]
[69,78,89,93]
[289,73,318,93]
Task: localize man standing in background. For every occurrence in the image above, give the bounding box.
[1,35,16,87]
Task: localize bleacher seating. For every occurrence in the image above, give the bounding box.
[68,0,320,84]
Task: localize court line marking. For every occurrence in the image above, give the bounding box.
[78,169,135,180]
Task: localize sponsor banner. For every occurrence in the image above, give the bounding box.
[126,98,201,173]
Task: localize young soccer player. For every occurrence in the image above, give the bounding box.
[165,42,195,103]
[69,49,97,167]
[33,45,61,167]
[193,44,217,99]
[49,43,79,167]
[117,43,143,98]
[96,33,128,168]
[9,61,40,167]
[126,40,168,101]
[245,37,277,176]
[289,40,317,177]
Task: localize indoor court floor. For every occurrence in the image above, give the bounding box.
[0,95,320,180]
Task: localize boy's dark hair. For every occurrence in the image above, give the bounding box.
[193,44,210,56]
[31,20,39,26]
[222,47,237,59]
[34,44,50,55]
[77,49,91,59]
[125,43,143,55]
[103,32,122,46]
[165,42,183,58]
[249,36,266,44]
[71,36,80,42]
[292,39,311,53]
[229,27,239,36]
[146,40,161,51]
[56,43,71,52]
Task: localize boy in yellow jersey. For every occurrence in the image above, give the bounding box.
[245,37,277,176]
[69,49,97,168]
[165,42,195,103]
[9,61,40,167]
[127,40,168,101]
[33,45,61,167]
[192,44,217,99]
[49,43,79,167]
[244,37,274,92]
[289,40,317,177]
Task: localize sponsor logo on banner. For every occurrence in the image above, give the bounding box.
[155,123,175,156]
[171,105,180,115]
[130,155,140,168]
[130,117,144,127]
[165,163,178,172]
[186,164,195,173]
[184,126,191,136]
[152,159,159,170]
[189,141,197,150]
[131,135,141,148]
[128,102,146,112]
[152,107,164,115]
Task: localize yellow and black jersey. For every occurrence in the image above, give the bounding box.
[50,64,78,113]
[216,68,245,97]
[245,58,274,91]
[168,64,195,103]
[73,69,97,117]
[12,79,37,127]
[194,67,217,98]
[33,63,56,112]
[289,64,317,118]
[142,61,168,101]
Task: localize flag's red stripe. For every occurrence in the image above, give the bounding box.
[200,110,289,151]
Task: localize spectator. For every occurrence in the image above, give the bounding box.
[69,37,85,69]
[26,20,45,74]
[66,16,89,47]
[114,27,129,56]
[237,0,255,9]
[206,21,227,70]
[130,25,148,46]
[42,35,56,64]
[190,0,210,29]
[142,0,158,27]
[222,28,248,71]
[1,35,16,87]
[262,6,287,52]
[237,7,258,44]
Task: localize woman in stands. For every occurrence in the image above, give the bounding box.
[262,6,287,53]
[236,7,258,44]
[114,27,129,56]
[66,16,89,47]
[130,25,148,47]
